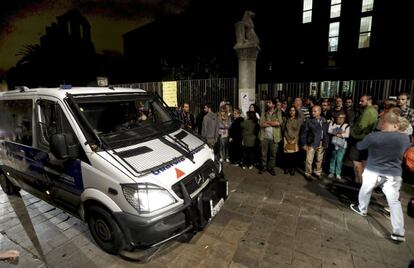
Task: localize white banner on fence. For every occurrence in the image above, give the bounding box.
[162,81,178,107]
[240,91,249,116]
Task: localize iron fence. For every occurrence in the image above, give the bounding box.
[117,78,414,114]
[258,79,414,105]
[117,78,238,114]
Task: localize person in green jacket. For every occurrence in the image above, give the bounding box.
[349,95,378,183]
[258,99,282,176]
[241,111,259,169]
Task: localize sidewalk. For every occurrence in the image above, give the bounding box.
[0,164,413,267]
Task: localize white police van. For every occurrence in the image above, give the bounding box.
[0,86,227,257]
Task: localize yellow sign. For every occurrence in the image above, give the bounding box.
[162,81,178,107]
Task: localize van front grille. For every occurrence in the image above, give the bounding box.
[172,160,215,199]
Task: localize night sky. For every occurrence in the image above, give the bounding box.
[0,0,190,77]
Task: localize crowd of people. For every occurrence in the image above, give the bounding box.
[176,92,414,243]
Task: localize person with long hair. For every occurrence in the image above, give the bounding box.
[249,103,261,166]
[218,108,231,162]
[282,106,301,175]
[249,103,261,120]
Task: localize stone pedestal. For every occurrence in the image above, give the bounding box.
[234,11,260,114]
[234,46,260,114]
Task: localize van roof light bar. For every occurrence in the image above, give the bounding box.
[60,84,72,90]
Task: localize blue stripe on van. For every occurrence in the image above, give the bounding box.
[3,141,83,194]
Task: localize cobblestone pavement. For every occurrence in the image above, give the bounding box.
[1,164,413,268]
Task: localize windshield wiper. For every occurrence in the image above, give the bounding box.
[167,133,191,152]
[159,136,194,163]
[66,93,105,149]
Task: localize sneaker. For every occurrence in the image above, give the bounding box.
[328,173,334,179]
[219,158,224,162]
[248,166,253,170]
[231,163,240,167]
[304,174,312,181]
[226,158,230,163]
[242,166,246,170]
[336,175,344,181]
[350,203,367,217]
[390,233,405,242]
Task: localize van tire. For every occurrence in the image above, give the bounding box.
[0,174,20,195]
[87,205,125,255]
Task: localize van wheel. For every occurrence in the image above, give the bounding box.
[0,174,20,195]
[87,205,125,255]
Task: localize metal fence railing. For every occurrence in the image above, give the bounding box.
[258,78,414,105]
[117,78,238,114]
[116,78,414,114]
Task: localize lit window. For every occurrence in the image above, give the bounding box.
[328,22,340,52]
[303,0,313,24]
[330,0,341,18]
[360,16,372,32]
[358,16,372,48]
[362,0,374,12]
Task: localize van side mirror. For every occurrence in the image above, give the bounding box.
[50,133,79,159]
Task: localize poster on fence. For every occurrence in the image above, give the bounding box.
[240,91,249,116]
[162,81,178,107]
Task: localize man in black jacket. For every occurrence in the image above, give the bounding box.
[300,105,329,180]
[179,102,195,130]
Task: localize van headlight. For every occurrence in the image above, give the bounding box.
[122,183,177,214]
[210,146,215,161]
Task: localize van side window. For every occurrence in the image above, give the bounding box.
[37,100,79,150]
[0,99,33,146]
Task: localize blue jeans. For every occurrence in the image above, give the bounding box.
[219,137,229,160]
[329,148,345,176]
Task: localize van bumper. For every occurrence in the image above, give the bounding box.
[113,174,228,249]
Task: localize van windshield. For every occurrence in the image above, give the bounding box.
[69,93,179,148]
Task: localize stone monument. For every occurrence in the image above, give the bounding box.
[234,10,260,114]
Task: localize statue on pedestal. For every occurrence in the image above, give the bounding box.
[234,10,260,49]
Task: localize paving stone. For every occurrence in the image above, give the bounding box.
[258,259,291,268]
[262,243,293,266]
[376,239,413,268]
[268,230,295,248]
[273,213,298,236]
[197,254,232,268]
[352,255,387,268]
[321,232,350,253]
[228,261,249,268]
[320,247,353,268]
[277,201,301,217]
[349,239,383,260]
[257,202,279,219]
[232,243,264,268]
[297,214,321,234]
[292,250,322,267]
[264,188,284,203]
